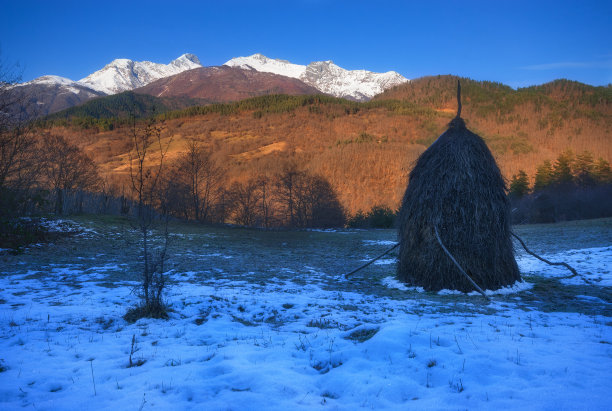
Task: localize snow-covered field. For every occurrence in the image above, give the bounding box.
[1,217,610,410]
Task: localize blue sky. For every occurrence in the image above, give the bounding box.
[1,0,610,88]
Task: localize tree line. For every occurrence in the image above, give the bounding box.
[35,91,439,133]
[508,149,612,223]
[162,140,345,228]
[1,120,346,251]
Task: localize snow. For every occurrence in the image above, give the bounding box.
[17,52,405,101]
[224,53,409,101]
[23,75,76,86]
[225,53,307,79]
[359,257,395,265]
[382,276,413,291]
[363,240,398,246]
[382,277,534,296]
[517,245,612,286]
[0,220,610,410]
[77,54,203,95]
[16,75,99,96]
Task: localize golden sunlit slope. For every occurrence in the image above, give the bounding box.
[44,78,611,215]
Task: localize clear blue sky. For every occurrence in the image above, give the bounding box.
[1,0,610,88]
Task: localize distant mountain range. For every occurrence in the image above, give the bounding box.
[12,53,408,119]
[224,53,408,101]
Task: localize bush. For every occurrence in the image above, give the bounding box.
[348,205,397,228]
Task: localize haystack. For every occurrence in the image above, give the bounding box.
[397,82,520,292]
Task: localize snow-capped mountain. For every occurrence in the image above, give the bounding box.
[11,54,203,119]
[224,53,408,101]
[12,52,406,119]
[78,53,202,94]
[9,75,105,119]
[21,75,98,96]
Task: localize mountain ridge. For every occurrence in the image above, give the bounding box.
[77,53,203,94]
[224,53,408,101]
[11,54,203,118]
[13,53,406,118]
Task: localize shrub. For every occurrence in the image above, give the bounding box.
[347,205,396,228]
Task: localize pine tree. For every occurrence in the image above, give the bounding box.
[534,160,553,191]
[509,170,530,198]
[552,149,574,186]
[573,151,595,187]
[593,158,612,184]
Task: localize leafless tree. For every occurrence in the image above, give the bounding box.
[0,54,41,215]
[275,166,299,227]
[160,176,191,219]
[256,175,274,228]
[275,169,345,228]
[211,188,231,224]
[126,111,172,321]
[41,134,99,214]
[228,179,261,226]
[173,139,223,222]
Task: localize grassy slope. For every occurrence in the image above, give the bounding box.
[38,78,612,214]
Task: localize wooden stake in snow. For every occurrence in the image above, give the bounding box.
[344,243,399,278]
[89,359,97,396]
[510,231,589,283]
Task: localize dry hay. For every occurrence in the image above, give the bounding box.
[397,116,520,292]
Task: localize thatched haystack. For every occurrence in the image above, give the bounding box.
[397,84,520,292]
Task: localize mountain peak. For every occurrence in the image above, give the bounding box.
[224,54,408,101]
[24,75,77,87]
[106,58,134,68]
[173,53,201,66]
[78,54,203,94]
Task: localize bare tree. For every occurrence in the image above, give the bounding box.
[212,188,231,224]
[41,134,99,215]
[256,175,274,228]
[275,169,345,228]
[0,54,41,216]
[173,139,223,222]
[126,111,172,321]
[160,176,191,219]
[275,166,299,227]
[228,179,261,226]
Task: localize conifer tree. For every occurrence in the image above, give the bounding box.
[552,149,574,186]
[573,151,595,187]
[593,158,612,184]
[534,160,553,191]
[509,170,530,198]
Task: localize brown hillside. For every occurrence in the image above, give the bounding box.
[48,78,611,216]
[136,66,321,101]
[376,76,611,180]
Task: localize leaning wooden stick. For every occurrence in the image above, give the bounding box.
[510,231,588,283]
[344,242,400,278]
[434,225,491,301]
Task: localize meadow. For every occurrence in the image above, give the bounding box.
[0,216,610,409]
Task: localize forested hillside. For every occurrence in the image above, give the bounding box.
[36,77,611,215]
